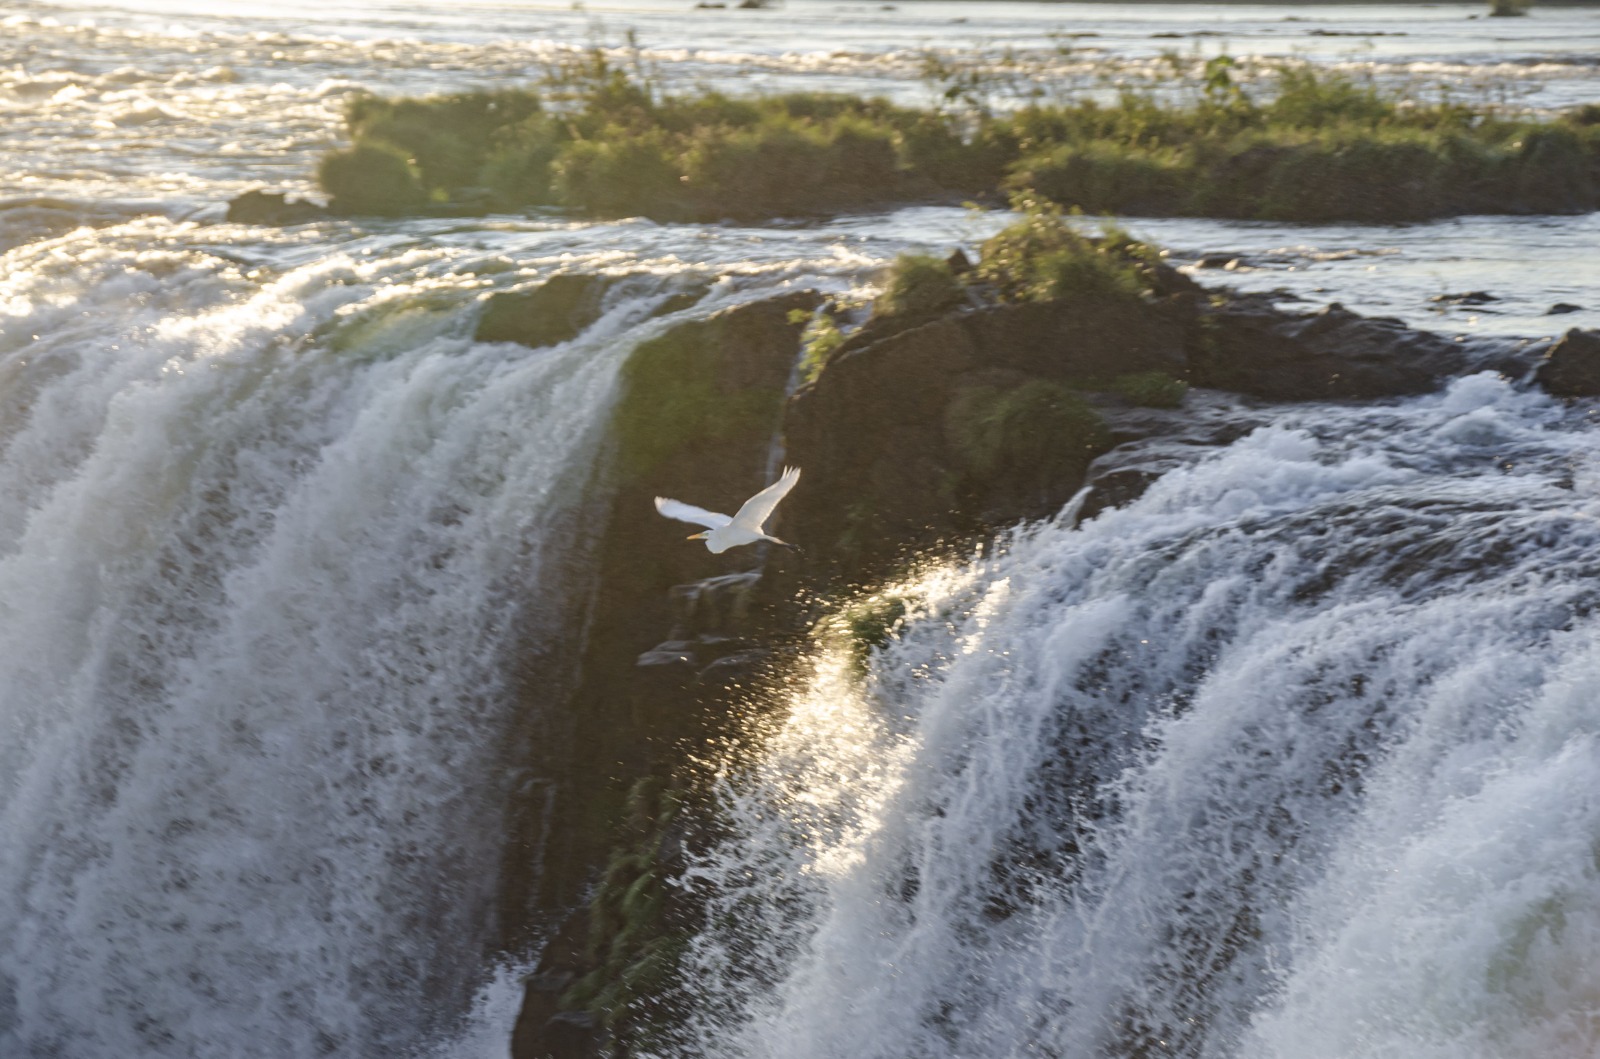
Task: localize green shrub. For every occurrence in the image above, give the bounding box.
[795,309,847,383]
[479,115,569,206]
[894,114,1013,191]
[312,61,1600,223]
[1514,126,1593,210]
[875,253,963,319]
[552,128,683,217]
[1113,371,1189,408]
[1258,133,1450,222]
[345,90,544,192]
[1266,67,1393,129]
[318,142,426,215]
[975,205,1154,305]
[1011,141,1190,215]
[682,119,831,217]
[678,113,902,218]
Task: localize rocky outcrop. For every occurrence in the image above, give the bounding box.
[506,291,816,1059]
[476,275,712,349]
[224,189,327,225]
[1535,328,1600,397]
[505,254,1482,1058]
[783,294,1185,582]
[1193,299,1466,401]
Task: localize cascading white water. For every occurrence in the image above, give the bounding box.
[678,373,1600,1059]
[0,214,778,1057]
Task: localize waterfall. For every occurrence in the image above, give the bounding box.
[679,373,1600,1059]
[0,215,723,1057]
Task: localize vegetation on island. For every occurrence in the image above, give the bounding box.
[316,45,1600,225]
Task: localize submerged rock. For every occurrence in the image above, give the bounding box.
[224,189,327,225]
[1430,290,1498,307]
[1535,328,1600,396]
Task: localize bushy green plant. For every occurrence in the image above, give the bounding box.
[1257,131,1450,222]
[975,204,1155,304]
[795,309,847,383]
[313,56,1600,223]
[1266,67,1393,129]
[317,142,426,215]
[875,253,963,319]
[1113,371,1189,408]
[345,90,544,191]
[552,127,683,217]
[1011,141,1190,215]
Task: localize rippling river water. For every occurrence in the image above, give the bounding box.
[2,2,1599,1057]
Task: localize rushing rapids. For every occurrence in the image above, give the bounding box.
[679,375,1600,1059]
[0,214,849,1056]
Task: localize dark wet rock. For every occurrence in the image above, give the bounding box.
[224,189,327,226]
[505,287,816,917]
[1196,253,1242,270]
[650,280,713,319]
[1547,302,1584,315]
[1077,467,1164,524]
[1430,290,1498,306]
[695,648,771,690]
[509,914,592,1059]
[1193,299,1466,400]
[781,294,1183,581]
[476,275,617,348]
[542,1012,603,1059]
[668,572,762,640]
[1535,328,1600,397]
[635,642,699,670]
[477,274,710,349]
[945,247,974,275]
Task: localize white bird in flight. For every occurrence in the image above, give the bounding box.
[655,466,801,554]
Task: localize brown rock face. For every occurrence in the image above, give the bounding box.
[1193,299,1465,401]
[476,274,714,349]
[782,295,1186,584]
[224,189,327,225]
[1535,328,1600,397]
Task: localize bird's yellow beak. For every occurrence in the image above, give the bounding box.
[687,531,709,540]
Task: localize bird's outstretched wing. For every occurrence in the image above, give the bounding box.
[655,496,732,529]
[732,466,801,531]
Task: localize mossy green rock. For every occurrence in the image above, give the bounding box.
[318,143,426,216]
[476,275,617,349]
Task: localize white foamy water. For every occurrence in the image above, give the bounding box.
[678,374,1600,1059]
[0,211,866,1056]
